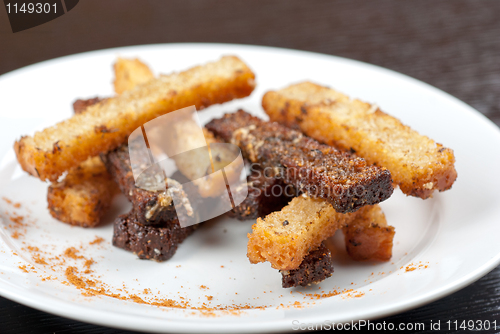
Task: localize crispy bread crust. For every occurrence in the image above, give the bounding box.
[247,194,391,270]
[262,82,457,199]
[247,195,355,270]
[47,156,118,227]
[15,56,256,181]
[280,243,334,288]
[206,110,393,213]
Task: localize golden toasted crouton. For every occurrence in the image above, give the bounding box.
[262,82,457,199]
[247,194,354,270]
[47,157,119,227]
[343,205,394,261]
[15,56,256,182]
[113,58,155,95]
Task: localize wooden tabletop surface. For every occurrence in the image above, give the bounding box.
[1,1,500,333]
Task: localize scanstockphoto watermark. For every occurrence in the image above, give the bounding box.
[129,106,249,228]
[291,319,426,331]
[127,105,386,228]
[292,319,499,331]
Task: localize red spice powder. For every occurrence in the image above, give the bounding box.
[33,255,48,265]
[64,247,84,260]
[405,261,429,272]
[89,237,104,245]
[5,199,371,316]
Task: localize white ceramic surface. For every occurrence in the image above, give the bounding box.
[1,44,500,333]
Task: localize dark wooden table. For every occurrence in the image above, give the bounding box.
[1,1,500,333]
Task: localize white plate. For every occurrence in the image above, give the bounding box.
[1,44,500,333]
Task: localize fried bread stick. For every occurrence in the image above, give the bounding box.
[229,164,392,284]
[262,82,457,199]
[247,194,390,270]
[247,194,352,270]
[230,162,393,284]
[281,211,394,287]
[228,167,394,263]
[229,168,394,262]
[206,110,394,213]
[15,56,256,181]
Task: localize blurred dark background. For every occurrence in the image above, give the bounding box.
[1,1,500,333]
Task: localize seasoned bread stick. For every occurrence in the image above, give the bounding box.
[247,194,389,270]
[15,56,256,181]
[206,110,393,213]
[279,212,394,287]
[262,82,457,199]
[247,194,353,270]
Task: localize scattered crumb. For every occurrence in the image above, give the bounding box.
[64,247,84,260]
[3,198,374,315]
[405,261,429,272]
[33,255,47,265]
[89,237,104,245]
